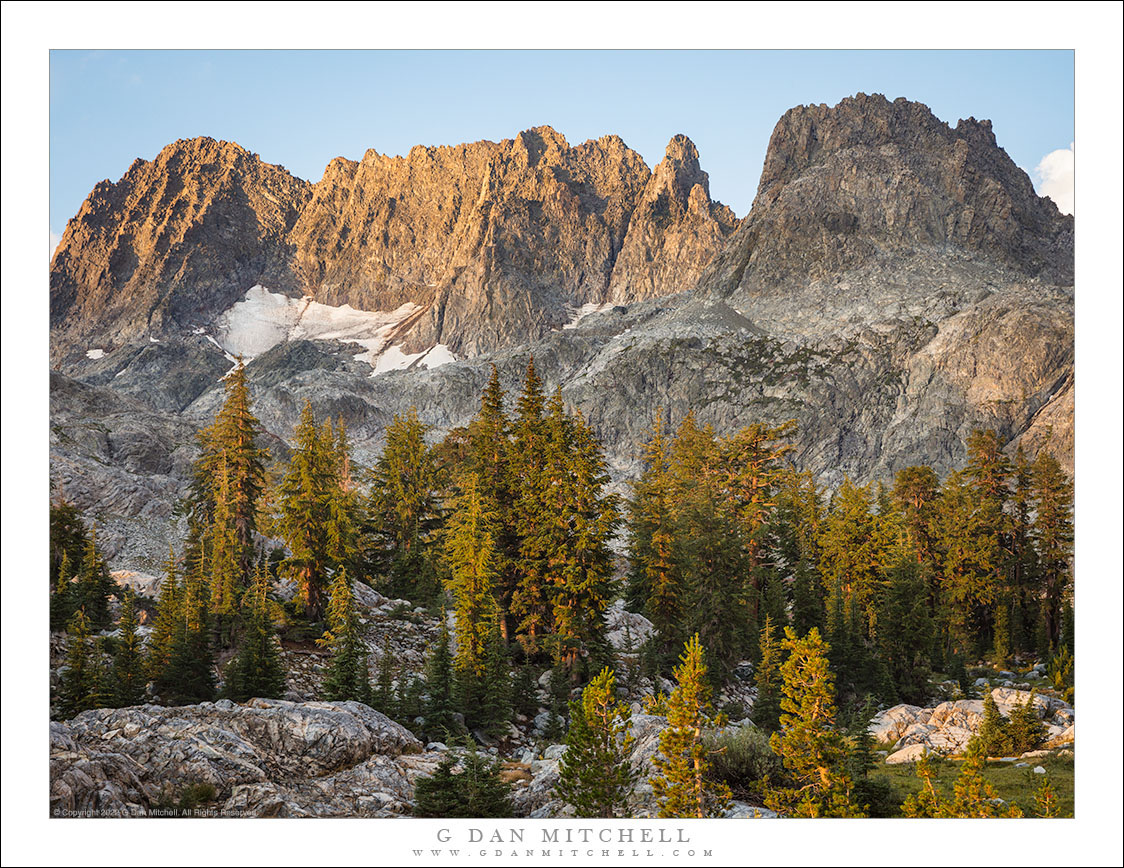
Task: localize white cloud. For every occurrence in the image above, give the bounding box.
[50,229,62,257]
[1034,143,1074,216]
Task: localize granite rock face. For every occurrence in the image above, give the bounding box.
[49,96,1073,568]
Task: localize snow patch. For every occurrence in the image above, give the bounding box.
[372,342,458,376]
[86,349,105,360]
[214,285,425,369]
[563,301,613,330]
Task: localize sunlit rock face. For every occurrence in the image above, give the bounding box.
[49,96,1072,571]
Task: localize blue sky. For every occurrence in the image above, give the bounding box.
[49,49,1074,243]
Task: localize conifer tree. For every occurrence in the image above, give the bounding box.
[946,737,1022,817]
[157,551,217,705]
[276,402,357,620]
[1033,773,1060,818]
[50,496,88,589]
[818,479,886,637]
[891,465,940,565]
[367,407,441,600]
[900,750,943,818]
[557,667,638,818]
[475,615,513,737]
[977,691,1012,757]
[110,589,146,707]
[445,472,501,693]
[76,525,116,630]
[51,551,77,631]
[1007,691,1046,753]
[373,634,398,718]
[876,560,934,704]
[765,627,865,817]
[147,547,183,681]
[412,744,513,818]
[224,560,286,702]
[319,568,372,704]
[752,615,784,732]
[1031,446,1073,649]
[423,620,459,740]
[650,634,733,818]
[57,610,99,719]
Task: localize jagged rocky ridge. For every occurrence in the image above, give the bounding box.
[49,94,1073,572]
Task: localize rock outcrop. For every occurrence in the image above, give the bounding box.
[870,687,1076,762]
[50,699,428,817]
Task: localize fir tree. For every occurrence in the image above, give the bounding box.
[424,620,460,740]
[75,525,115,631]
[977,691,1012,757]
[1031,446,1073,649]
[276,402,357,620]
[57,610,99,719]
[475,615,513,737]
[367,407,442,600]
[1033,773,1060,818]
[765,628,865,817]
[50,496,88,589]
[557,667,638,818]
[318,568,371,704]
[877,559,935,705]
[147,547,183,681]
[1007,691,1047,754]
[110,589,146,707]
[752,615,784,732]
[50,551,77,631]
[373,635,398,718]
[412,744,513,818]
[224,560,286,702]
[649,634,733,818]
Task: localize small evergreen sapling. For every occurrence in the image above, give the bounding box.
[649,634,732,818]
[111,589,146,707]
[556,667,638,818]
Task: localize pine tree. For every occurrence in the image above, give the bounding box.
[765,627,865,817]
[158,551,217,705]
[319,568,372,704]
[557,668,639,818]
[946,737,1022,817]
[891,465,940,565]
[147,547,183,681]
[1033,773,1060,817]
[649,634,733,818]
[423,620,460,740]
[57,610,99,719]
[50,496,88,590]
[1007,691,1047,754]
[977,691,1012,757]
[900,750,943,818]
[75,525,115,630]
[50,551,77,631]
[475,615,513,737]
[876,559,934,705]
[445,472,501,694]
[1031,447,1073,649]
[110,589,146,707]
[367,407,441,600]
[224,560,286,702]
[752,615,784,732]
[412,744,513,818]
[818,479,886,638]
[373,634,398,718]
[276,402,357,620]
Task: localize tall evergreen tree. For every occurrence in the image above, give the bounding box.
[765,627,865,817]
[557,667,639,818]
[50,495,88,589]
[876,559,934,705]
[752,615,784,732]
[1031,446,1074,649]
[276,402,357,620]
[147,547,183,681]
[318,567,372,703]
[110,589,146,707]
[423,620,460,740]
[225,560,287,702]
[367,407,442,600]
[57,610,100,719]
[649,634,733,818]
[75,525,115,630]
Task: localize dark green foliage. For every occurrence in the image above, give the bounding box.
[474,617,513,737]
[877,560,934,705]
[75,527,116,631]
[511,664,539,720]
[50,497,88,590]
[50,551,78,631]
[372,635,397,718]
[752,615,783,732]
[412,744,513,818]
[977,692,1012,757]
[319,571,372,705]
[57,610,102,719]
[224,563,286,702]
[423,621,460,740]
[556,668,638,818]
[542,668,569,741]
[110,590,146,707]
[703,725,785,804]
[1008,692,1047,753]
